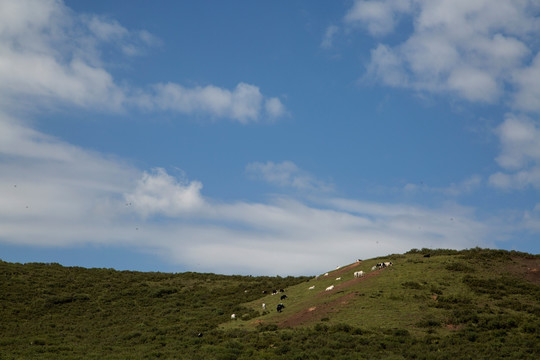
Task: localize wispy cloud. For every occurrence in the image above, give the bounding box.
[404,175,482,196]
[246,161,334,193]
[321,25,339,49]
[344,0,412,36]
[0,116,495,274]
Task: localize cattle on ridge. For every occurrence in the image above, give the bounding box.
[375,262,393,269]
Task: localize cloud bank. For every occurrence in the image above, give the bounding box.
[0,115,494,274]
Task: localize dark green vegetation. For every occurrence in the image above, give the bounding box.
[1,248,539,359]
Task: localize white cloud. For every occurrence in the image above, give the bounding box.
[144,82,284,123]
[246,161,333,192]
[447,67,499,103]
[344,0,412,36]
[0,0,126,111]
[265,97,287,118]
[0,0,285,122]
[513,52,540,113]
[0,113,138,246]
[489,114,540,189]
[489,170,540,190]
[523,204,540,232]
[125,168,204,218]
[494,115,540,170]
[349,0,540,108]
[367,44,408,87]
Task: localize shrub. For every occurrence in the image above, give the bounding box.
[330,323,352,333]
[257,323,278,332]
[402,281,423,290]
[445,262,474,272]
[416,318,441,328]
[462,248,512,261]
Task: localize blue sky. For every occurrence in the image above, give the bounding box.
[1,0,539,275]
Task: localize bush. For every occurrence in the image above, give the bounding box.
[462,248,512,261]
[257,323,278,332]
[416,318,441,328]
[402,281,423,290]
[330,323,353,333]
[445,262,474,272]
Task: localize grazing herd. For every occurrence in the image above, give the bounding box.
[231,259,394,320]
[371,262,393,271]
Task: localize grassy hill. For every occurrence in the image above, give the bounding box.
[1,248,539,359]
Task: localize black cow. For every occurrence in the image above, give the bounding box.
[277,303,285,312]
[280,294,287,300]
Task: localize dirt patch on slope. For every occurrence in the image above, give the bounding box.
[331,267,383,292]
[278,291,358,328]
[277,267,384,328]
[323,261,362,278]
[510,256,540,285]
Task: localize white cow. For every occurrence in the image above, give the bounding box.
[325,285,335,291]
[354,270,365,278]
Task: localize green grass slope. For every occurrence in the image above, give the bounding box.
[228,249,540,332]
[2,248,539,359]
[0,261,308,359]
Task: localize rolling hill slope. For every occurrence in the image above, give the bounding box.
[1,248,539,359]
[227,249,540,333]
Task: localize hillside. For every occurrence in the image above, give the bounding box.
[226,248,540,333]
[1,248,539,359]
